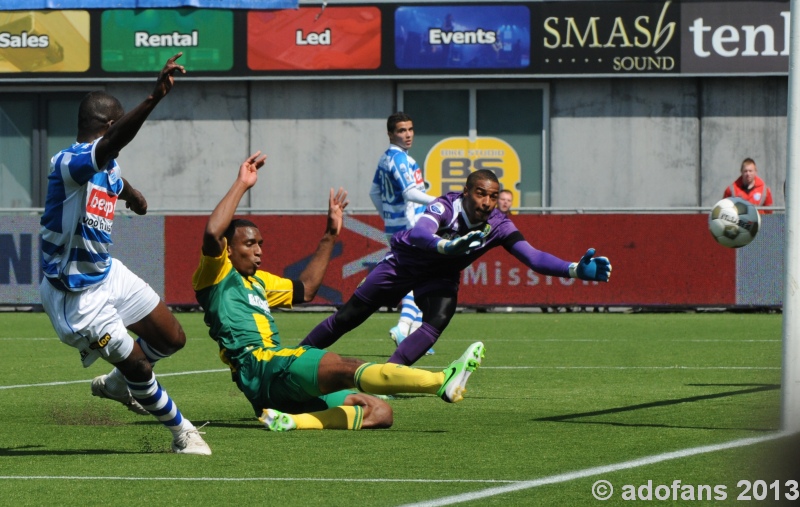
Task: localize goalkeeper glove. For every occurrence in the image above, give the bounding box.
[437,230,484,255]
[568,248,611,282]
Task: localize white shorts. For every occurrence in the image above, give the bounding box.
[40,259,161,368]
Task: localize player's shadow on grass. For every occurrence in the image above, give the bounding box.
[531,383,780,431]
[0,445,141,456]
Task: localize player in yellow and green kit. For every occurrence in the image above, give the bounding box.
[192,151,485,431]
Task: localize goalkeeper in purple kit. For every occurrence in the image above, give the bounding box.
[301,169,612,366]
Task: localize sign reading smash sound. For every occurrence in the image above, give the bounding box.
[0,11,89,72]
[424,137,521,205]
[532,0,679,74]
[101,9,233,72]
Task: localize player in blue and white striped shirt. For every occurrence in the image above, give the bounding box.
[369,112,436,354]
[38,53,210,455]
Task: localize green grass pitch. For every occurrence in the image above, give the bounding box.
[0,310,796,506]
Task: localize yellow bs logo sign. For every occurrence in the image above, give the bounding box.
[424,137,520,206]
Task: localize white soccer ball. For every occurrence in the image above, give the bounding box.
[708,197,760,248]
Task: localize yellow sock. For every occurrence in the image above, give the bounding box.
[291,406,364,430]
[354,363,445,395]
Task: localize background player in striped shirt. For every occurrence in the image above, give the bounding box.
[369,112,436,354]
[193,152,485,431]
[38,53,210,455]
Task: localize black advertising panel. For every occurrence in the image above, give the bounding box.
[0,2,794,82]
[681,1,789,74]
[530,0,680,75]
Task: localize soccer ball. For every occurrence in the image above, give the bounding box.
[708,197,760,248]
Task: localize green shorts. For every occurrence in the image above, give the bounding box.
[236,345,355,415]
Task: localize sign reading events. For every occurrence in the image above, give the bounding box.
[101,9,233,72]
[394,5,530,69]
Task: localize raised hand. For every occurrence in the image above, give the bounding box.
[327,187,349,237]
[238,151,267,189]
[153,52,186,100]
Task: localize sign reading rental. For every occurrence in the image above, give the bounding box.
[101,9,233,72]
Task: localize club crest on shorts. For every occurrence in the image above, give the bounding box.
[90,333,112,350]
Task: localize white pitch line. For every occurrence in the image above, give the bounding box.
[0,369,228,390]
[0,364,780,391]
[0,432,789,498]
[0,476,516,484]
[398,431,794,507]
[486,366,780,370]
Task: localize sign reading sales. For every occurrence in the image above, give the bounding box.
[0,10,89,73]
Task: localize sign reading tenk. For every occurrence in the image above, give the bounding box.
[681,1,790,74]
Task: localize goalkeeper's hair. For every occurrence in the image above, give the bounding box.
[224,219,258,244]
[466,169,499,190]
[387,111,413,133]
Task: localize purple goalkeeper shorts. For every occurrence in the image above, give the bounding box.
[352,254,460,307]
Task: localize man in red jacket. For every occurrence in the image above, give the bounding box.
[723,158,773,214]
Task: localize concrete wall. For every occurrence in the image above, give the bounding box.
[106,76,787,211]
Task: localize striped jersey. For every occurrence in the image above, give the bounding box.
[40,140,122,291]
[192,244,296,366]
[372,144,427,235]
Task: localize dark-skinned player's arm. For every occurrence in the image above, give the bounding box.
[294,188,349,303]
[95,53,186,170]
[202,152,267,257]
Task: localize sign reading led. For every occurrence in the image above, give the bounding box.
[248,7,381,71]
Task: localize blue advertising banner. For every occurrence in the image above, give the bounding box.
[394,5,530,70]
[0,0,297,9]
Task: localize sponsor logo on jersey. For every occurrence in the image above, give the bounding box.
[248,293,271,314]
[87,187,117,220]
[430,203,445,215]
[89,333,112,350]
[414,168,424,185]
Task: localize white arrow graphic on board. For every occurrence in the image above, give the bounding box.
[342,215,389,279]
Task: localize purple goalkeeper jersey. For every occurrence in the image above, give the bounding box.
[389,191,571,280]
